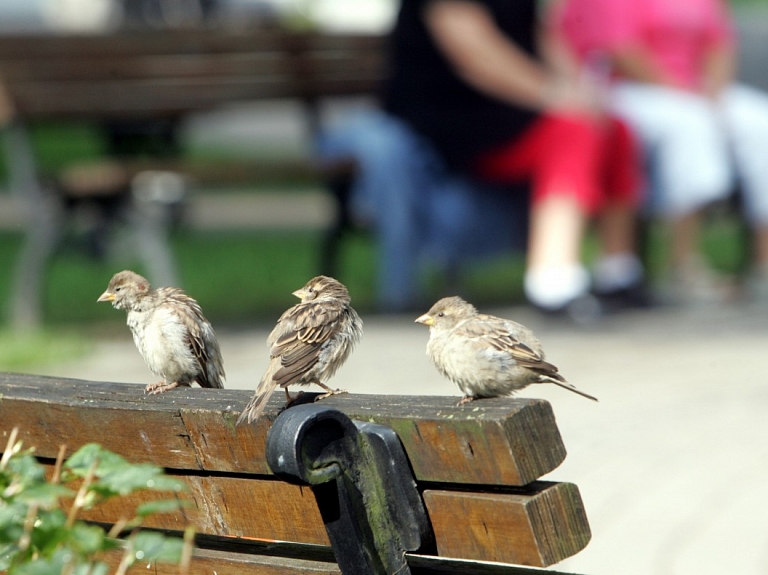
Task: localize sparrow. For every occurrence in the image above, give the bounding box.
[237,275,363,425]
[415,296,597,405]
[97,270,225,394]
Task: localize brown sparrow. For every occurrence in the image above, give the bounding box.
[237,276,363,425]
[97,270,225,394]
[415,296,597,405]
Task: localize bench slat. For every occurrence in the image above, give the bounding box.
[0,373,566,486]
[424,485,590,566]
[0,51,382,81]
[0,29,385,120]
[102,545,342,575]
[0,30,384,59]
[101,545,582,574]
[50,464,587,566]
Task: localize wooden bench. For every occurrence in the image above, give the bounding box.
[0,27,385,328]
[0,372,591,574]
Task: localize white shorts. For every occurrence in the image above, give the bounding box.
[611,82,768,224]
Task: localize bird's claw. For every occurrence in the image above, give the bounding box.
[457,395,475,407]
[145,381,179,395]
[315,388,348,402]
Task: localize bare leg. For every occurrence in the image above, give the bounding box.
[669,212,700,268]
[524,194,591,309]
[665,211,735,303]
[597,201,636,256]
[457,395,475,406]
[527,193,586,270]
[753,225,768,268]
[284,387,303,406]
[314,381,348,401]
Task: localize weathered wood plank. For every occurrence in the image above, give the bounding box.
[100,545,583,574]
[0,373,566,486]
[423,483,591,567]
[100,546,342,575]
[64,472,330,545]
[45,462,587,567]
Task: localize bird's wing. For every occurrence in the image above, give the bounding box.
[454,315,565,382]
[267,301,344,388]
[161,288,225,388]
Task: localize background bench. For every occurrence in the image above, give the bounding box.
[0,27,385,329]
[0,372,591,574]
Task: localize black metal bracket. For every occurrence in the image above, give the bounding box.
[266,404,434,575]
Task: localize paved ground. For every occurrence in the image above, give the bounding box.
[32,301,768,575]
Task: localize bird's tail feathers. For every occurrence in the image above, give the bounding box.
[547,378,598,402]
[236,378,278,426]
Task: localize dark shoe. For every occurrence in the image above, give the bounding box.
[532,293,603,326]
[593,280,653,313]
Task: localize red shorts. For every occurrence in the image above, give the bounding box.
[475,114,642,214]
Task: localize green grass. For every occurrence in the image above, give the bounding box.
[0,210,751,325]
[0,227,530,328]
[0,328,91,371]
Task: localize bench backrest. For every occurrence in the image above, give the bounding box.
[0,28,386,120]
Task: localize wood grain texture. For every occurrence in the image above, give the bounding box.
[100,546,582,574]
[64,472,330,545]
[44,466,588,567]
[423,482,591,567]
[0,373,566,486]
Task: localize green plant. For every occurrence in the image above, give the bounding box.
[0,428,193,575]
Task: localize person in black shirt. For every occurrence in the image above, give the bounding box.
[320,0,646,317]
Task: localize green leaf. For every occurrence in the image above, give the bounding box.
[29,509,68,557]
[11,548,68,575]
[96,465,186,496]
[64,444,128,478]
[6,455,45,486]
[136,498,190,517]
[16,484,74,508]
[0,502,27,535]
[72,562,109,575]
[67,523,106,556]
[128,531,185,564]
[0,541,18,570]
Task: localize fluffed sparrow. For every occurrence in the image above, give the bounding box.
[415,296,597,405]
[237,275,363,425]
[97,270,225,394]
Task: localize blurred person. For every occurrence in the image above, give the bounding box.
[555,0,768,304]
[319,0,646,318]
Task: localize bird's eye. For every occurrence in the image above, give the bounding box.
[115,287,122,292]
[308,287,314,293]
[437,312,444,317]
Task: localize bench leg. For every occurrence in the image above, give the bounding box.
[10,198,63,330]
[128,171,183,288]
[320,173,356,278]
[3,122,64,330]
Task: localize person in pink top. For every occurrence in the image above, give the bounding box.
[554,0,768,305]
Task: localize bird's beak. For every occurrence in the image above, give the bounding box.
[97,290,115,303]
[414,313,434,326]
[292,289,306,300]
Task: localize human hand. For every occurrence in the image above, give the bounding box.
[541,73,606,117]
